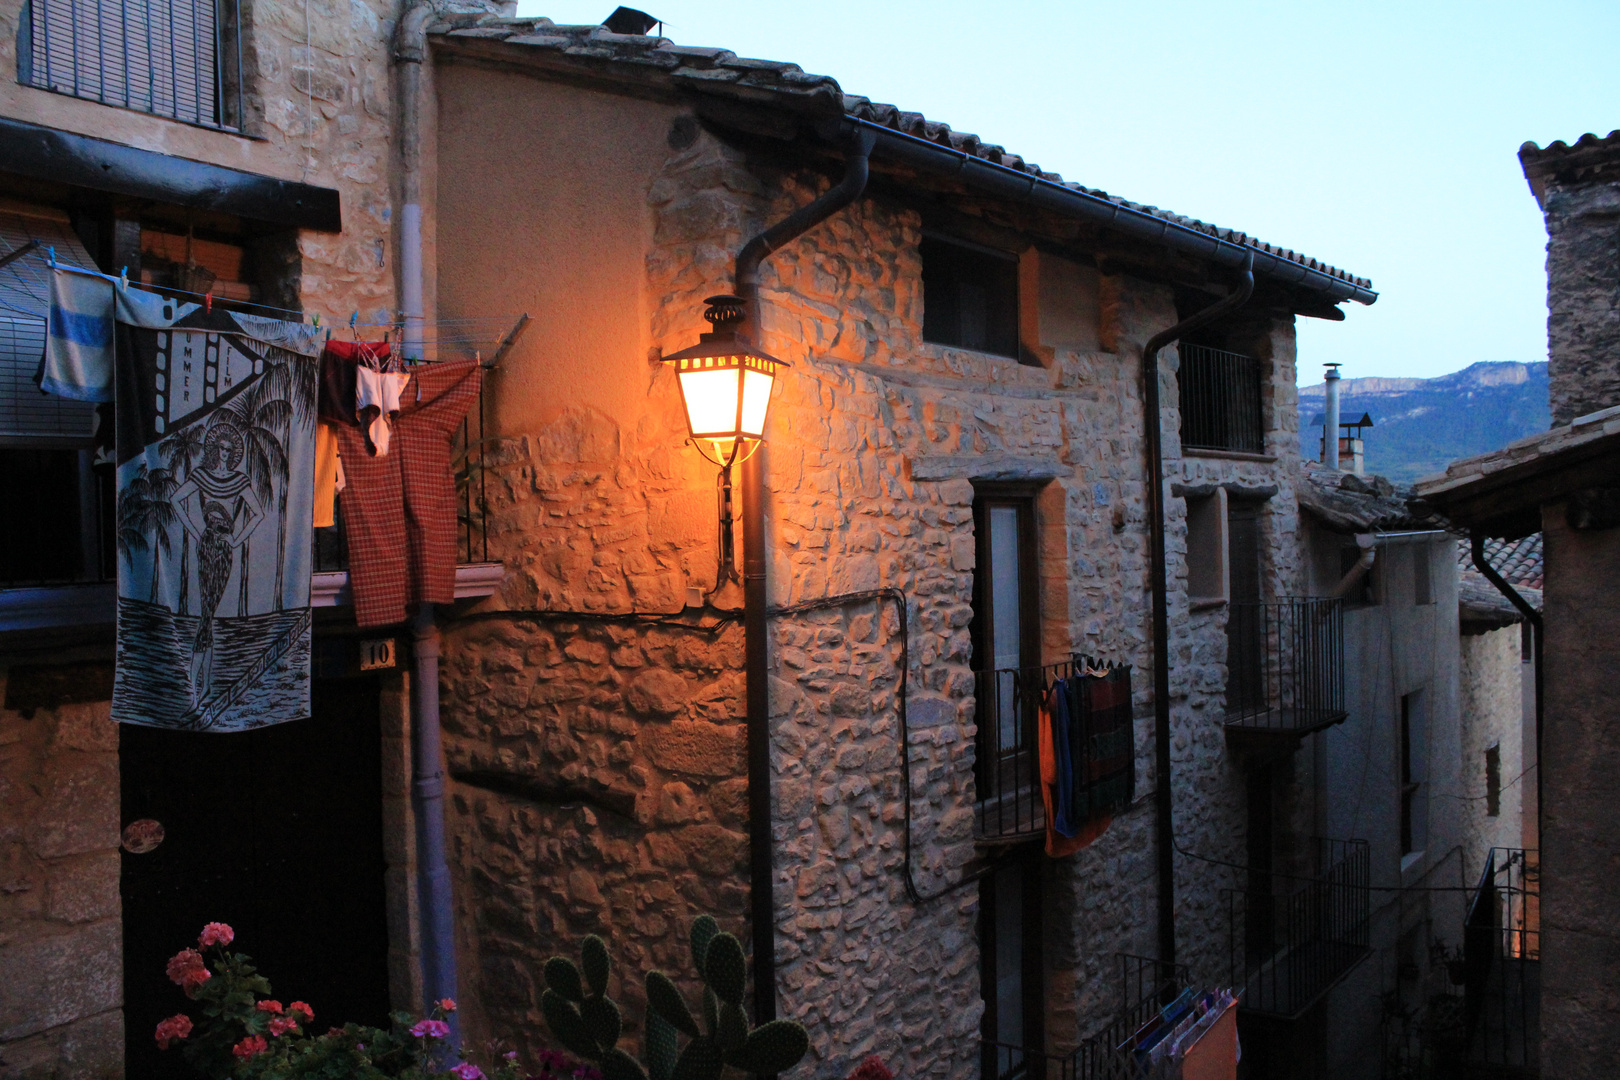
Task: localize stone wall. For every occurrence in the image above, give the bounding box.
[0,667,122,1080]
[1542,173,1620,425]
[1458,625,1526,885]
[434,101,1316,1080]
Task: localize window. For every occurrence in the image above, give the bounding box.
[980,852,1043,1080]
[1485,744,1501,818]
[972,488,1040,791]
[1400,691,1428,856]
[1178,339,1264,454]
[1,206,114,586]
[1186,488,1229,604]
[1225,501,1264,710]
[922,235,1021,360]
[17,0,243,130]
[1413,544,1433,606]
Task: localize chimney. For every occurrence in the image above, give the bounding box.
[1322,363,1341,470]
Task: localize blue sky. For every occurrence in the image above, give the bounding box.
[512,1,1620,384]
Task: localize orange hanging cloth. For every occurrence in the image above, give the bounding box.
[1041,683,1110,858]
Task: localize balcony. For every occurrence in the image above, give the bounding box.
[1464,848,1540,1074]
[984,954,1187,1080]
[1223,598,1347,745]
[1178,342,1264,455]
[18,0,244,130]
[973,657,1134,843]
[1224,837,1370,1020]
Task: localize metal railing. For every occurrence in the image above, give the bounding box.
[1177,342,1263,454]
[1464,847,1539,1071]
[985,955,1189,1080]
[974,656,1133,843]
[19,0,244,130]
[1224,837,1370,1020]
[1223,597,1346,736]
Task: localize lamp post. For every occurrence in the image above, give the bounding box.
[662,294,788,587]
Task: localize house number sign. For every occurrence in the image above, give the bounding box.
[359,638,397,671]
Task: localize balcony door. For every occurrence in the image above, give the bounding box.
[1225,500,1264,711]
[980,851,1045,1079]
[971,488,1041,824]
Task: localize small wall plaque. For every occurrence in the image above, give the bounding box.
[121,819,165,854]
[359,638,397,672]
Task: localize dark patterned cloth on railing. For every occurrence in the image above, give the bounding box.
[1038,660,1134,857]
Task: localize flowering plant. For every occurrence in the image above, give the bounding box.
[154,922,525,1079]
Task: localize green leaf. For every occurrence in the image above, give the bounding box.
[717,1001,748,1053]
[703,933,746,1007]
[581,935,611,998]
[645,971,700,1039]
[645,1011,679,1080]
[689,915,718,972]
[541,989,600,1059]
[601,1047,649,1080]
[672,1036,725,1080]
[581,995,623,1050]
[546,957,585,1003]
[725,1020,810,1077]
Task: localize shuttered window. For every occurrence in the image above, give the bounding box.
[17,0,241,130]
[0,208,99,445]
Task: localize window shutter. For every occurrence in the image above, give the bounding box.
[0,209,100,445]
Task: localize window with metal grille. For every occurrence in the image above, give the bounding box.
[1178,341,1264,453]
[17,0,243,131]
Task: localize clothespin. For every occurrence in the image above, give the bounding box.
[350,310,358,340]
[204,292,213,314]
[119,266,129,289]
[324,328,332,343]
[46,246,56,269]
[312,313,320,329]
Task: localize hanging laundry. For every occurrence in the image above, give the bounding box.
[356,365,410,456]
[313,420,345,528]
[317,338,392,427]
[110,299,321,731]
[37,265,199,401]
[334,359,480,628]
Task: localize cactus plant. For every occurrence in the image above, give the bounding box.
[540,915,809,1080]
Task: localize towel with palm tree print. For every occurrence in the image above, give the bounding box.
[111,303,320,731]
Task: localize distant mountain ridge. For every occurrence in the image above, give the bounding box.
[1297,361,1550,485]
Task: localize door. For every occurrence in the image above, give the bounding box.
[120,675,391,1078]
[1226,501,1265,712]
[980,851,1045,1080]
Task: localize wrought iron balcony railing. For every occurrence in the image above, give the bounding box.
[1223,597,1347,740]
[1224,837,1370,1020]
[974,656,1133,843]
[18,0,244,130]
[1464,847,1539,1071]
[1177,342,1263,455]
[984,954,1188,1080]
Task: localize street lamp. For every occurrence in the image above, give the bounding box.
[663,294,787,584]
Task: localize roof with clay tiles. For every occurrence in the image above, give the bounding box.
[1457,534,1543,591]
[1519,129,1620,205]
[430,14,1372,293]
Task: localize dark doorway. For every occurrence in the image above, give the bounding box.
[1226,501,1265,712]
[979,850,1045,1080]
[120,676,391,1078]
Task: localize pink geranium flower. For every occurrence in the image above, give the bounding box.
[233,1034,269,1060]
[198,922,235,948]
[268,1016,299,1037]
[290,1001,315,1023]
[154,1014,193,1050]
[165,949,211,995]
[410,1019,451,1039]
[451,1065,485,1080]
[437,997,457,1012]
[256,1000,285,1014]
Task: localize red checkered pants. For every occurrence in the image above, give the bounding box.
[334,360,481,628]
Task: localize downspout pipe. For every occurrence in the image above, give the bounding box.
[1470,534,1543,831]
[1323,364,1342,470]
[412,603,459,1044]
[1141,254,1254,975]
[396,0,458,1040]
[394,0,436,362]
[734,127,875,1028]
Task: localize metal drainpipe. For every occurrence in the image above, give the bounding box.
[1470,534,1543,831]
[733,128,875,1027]
[395,1,458,1037]
[1140,254,1254,974]
[411,603,460,1043]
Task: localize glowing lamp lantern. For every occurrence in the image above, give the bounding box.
[661,294,787,466]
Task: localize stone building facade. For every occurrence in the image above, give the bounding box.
[0,8,1379,1080]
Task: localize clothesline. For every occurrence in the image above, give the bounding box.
[19,250,525,333]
